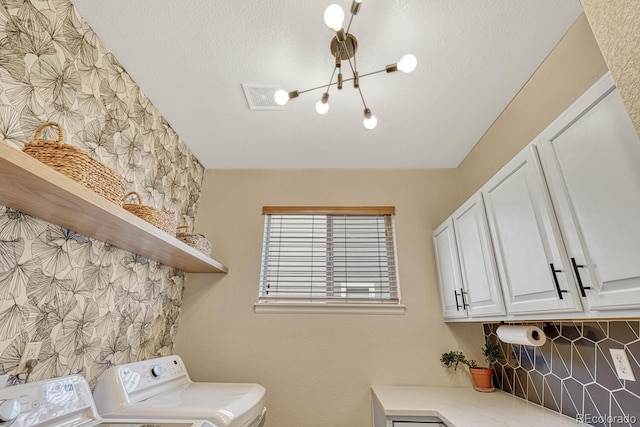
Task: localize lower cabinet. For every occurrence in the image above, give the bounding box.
[374,415,445,427]
[392,422,446,426]
[372,391,446,427]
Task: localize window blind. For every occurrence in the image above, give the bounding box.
[259,208,399,303]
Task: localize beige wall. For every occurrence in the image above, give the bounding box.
[581,0,640,139]
[457,14,608,199]
[174,169,485,427]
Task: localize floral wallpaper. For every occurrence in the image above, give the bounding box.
[0,0,205,387]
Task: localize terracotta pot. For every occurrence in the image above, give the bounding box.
[469,367,494,391]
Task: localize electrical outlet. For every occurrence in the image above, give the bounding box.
[15,342,42,374]
[609,348,636,382]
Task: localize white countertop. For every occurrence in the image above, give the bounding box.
[372,386,590,427]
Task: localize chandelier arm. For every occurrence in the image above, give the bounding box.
[298,69,386,94]
[342,47,357,75]
[355,82,368,110]
[357,68,387,79]
[345,12,355,34]
[297,66,337,96]
[295,67,387,95]
[298,83,334,96]
[353,50,357,72]
[339,41,360,93]
[341,44,361,91]
[357,89,368,109]
[325,66,338,95]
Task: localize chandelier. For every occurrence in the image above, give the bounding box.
[273,0,417,130]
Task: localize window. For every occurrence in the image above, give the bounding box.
[258,206,400,306]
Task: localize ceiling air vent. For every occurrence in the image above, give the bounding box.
[242,83,283,111]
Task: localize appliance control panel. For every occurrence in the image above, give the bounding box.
[116,356,189,395]
[0,375,96,427]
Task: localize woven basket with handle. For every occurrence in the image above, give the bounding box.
[22,122,125,205]
[176,225,212,257]
[123,191,176,236]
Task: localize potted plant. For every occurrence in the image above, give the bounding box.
[440,342,502,392]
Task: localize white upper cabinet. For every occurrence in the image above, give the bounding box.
[433,218,467,319]
[451,193,505,317]
[481,145,583,315]
[433,72,640,321]
[536,73,640,311]
[433,193,505,320]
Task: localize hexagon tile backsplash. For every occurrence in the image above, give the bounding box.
[484,321,640,427]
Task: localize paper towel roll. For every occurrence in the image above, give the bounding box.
[496,325,546,347]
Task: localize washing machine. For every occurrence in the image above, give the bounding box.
[92,356,266,427]
[0,374,214,427]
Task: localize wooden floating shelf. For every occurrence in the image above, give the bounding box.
[0,142,228,274]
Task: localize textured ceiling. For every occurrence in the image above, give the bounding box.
[71,0,584,169]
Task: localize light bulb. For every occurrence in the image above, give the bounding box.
[274,89,289,106]
[316,100,329,115]
[363,114,377,130]
[397,54,417,73]
[316,92,330,114]
[324,4,345,31]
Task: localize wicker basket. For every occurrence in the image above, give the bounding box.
[176,225,212,257]
[123,191,176,236]
[22,122,125,205]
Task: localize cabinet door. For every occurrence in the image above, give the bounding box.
[433,219,467,319]
[536,74,640,310]
[393,422,446,426]
[452,193,505,317]
[482,145,582,314]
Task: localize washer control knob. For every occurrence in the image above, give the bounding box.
[0,399,21,422]
[150,365,163,379]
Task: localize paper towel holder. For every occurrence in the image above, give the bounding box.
[496,324,547,347]
[498,321,543,341]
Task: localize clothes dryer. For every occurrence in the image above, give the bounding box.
[93,356,266,427]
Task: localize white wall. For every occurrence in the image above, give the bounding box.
[174,169,485,427]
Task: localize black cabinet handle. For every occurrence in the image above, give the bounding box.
[454,290,461,310]
[550,263,568,300]
[571,257,591,298]
[460,288,469,309]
